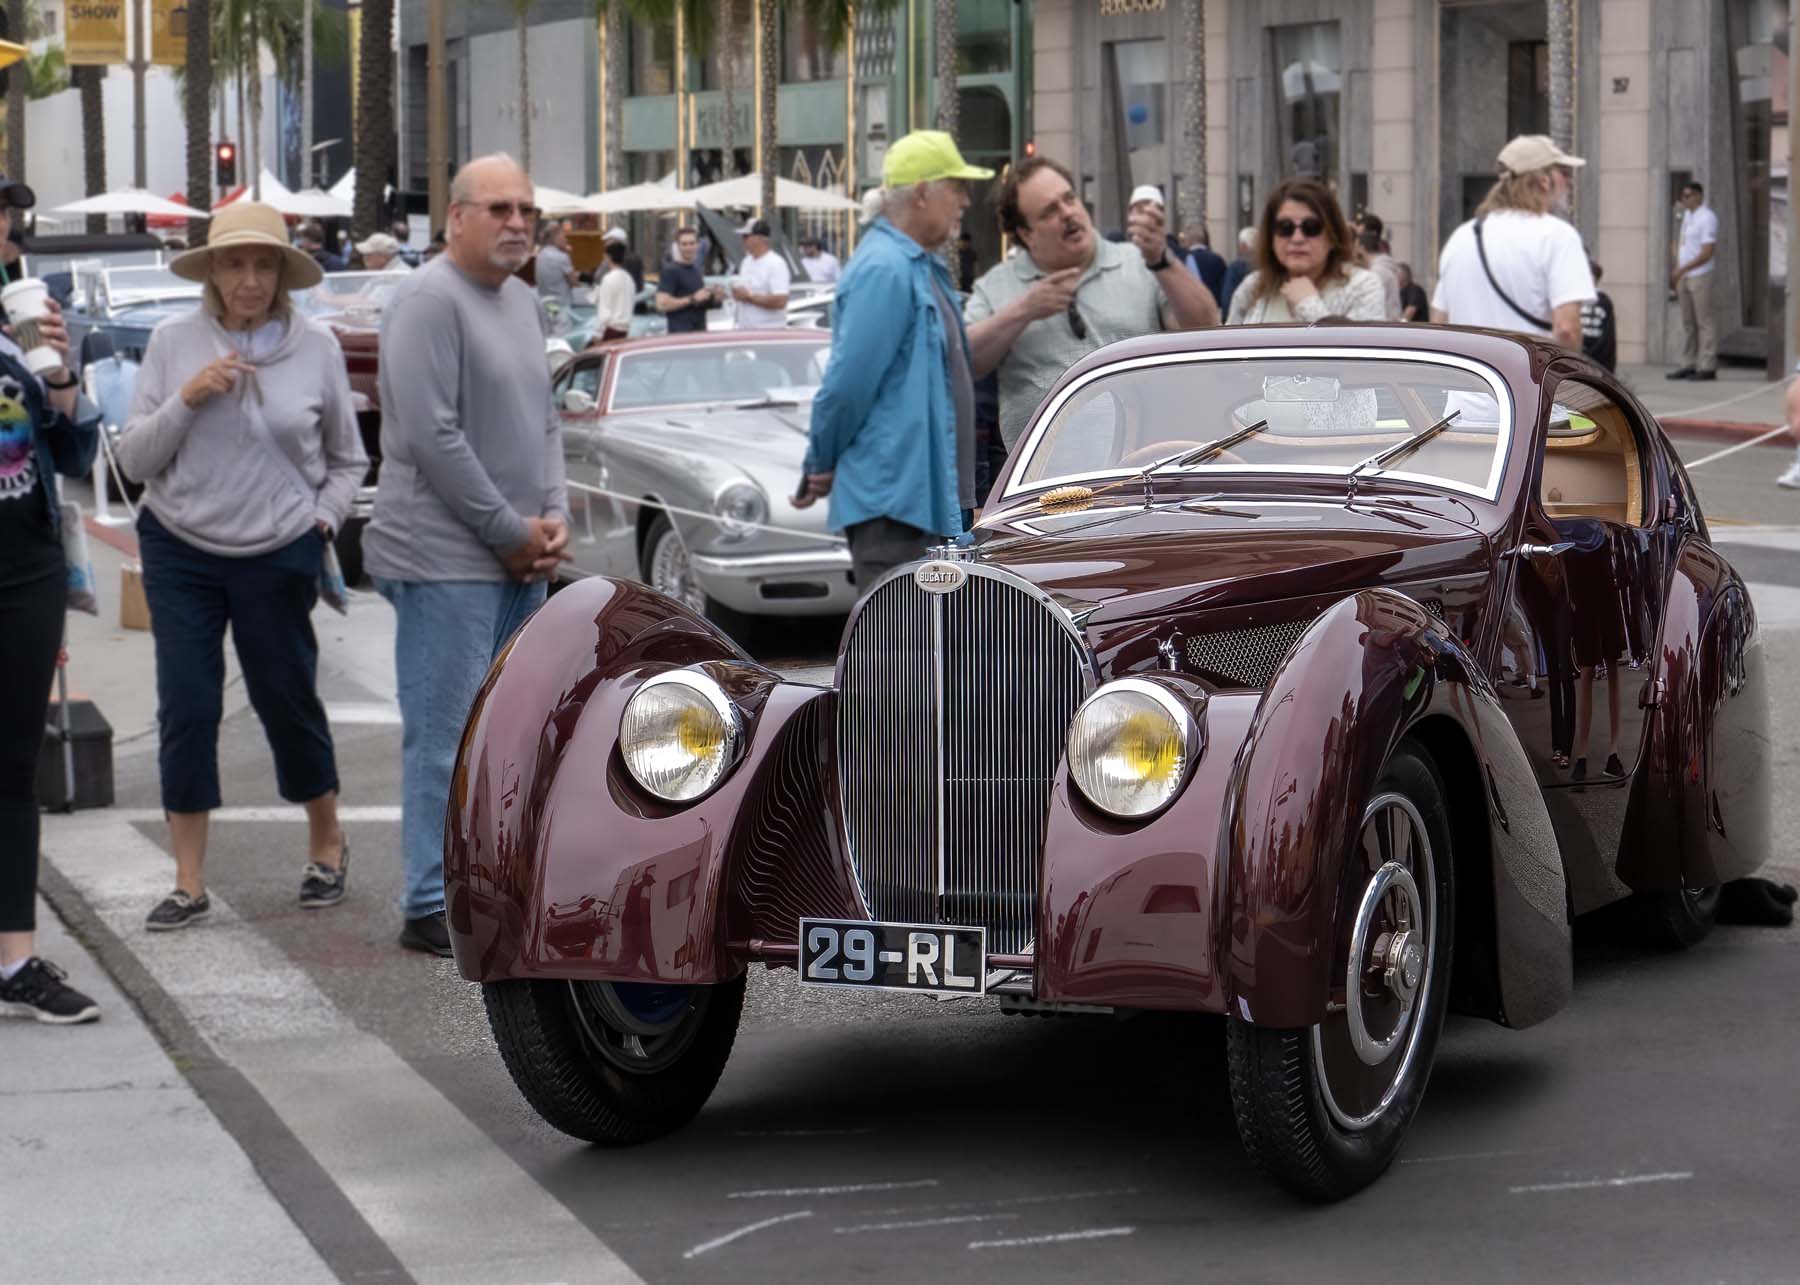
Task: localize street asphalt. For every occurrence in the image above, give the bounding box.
[10,396,1800,1284]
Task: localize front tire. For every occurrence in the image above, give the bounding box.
[1226,742,1456,1201]
[1638,884,1720,949]
[639,513,754,642]
[484,973,746,1144]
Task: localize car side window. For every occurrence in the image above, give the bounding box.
[570,361,604,402]
[1539,379,1654,529]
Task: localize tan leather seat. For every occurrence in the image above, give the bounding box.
[1541,406,1642,527]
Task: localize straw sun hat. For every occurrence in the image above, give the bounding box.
[170,201,324,289]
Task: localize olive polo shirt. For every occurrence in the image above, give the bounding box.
[964,236,1167,448]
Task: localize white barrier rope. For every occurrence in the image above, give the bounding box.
[564,479,849,546]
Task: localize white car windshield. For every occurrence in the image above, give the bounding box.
[292,272,404,318]
[103,266,196,301]
[1010,352,1514,501]
[611,341,831,411]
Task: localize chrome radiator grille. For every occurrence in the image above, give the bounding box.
[837,569,1089,955]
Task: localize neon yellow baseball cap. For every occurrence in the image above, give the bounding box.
[882,131,995,187]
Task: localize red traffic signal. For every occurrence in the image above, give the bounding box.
[215,141,238,188]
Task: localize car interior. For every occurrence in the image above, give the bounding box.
[1537,381,1646,527]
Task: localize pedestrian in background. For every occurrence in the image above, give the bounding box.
[603,225,644,290]
[799,234,842,285]
[966,156,1219,449]
[354,232,410,273]
[0,173,105,1023]
[534,220,577,335]
[117,201,366,932]
[1581,260,1617,372]
[1668,181,1719,381]
[298,223,345,273]
[655,226,717,334]
[796,130,990,584]
[1356,229,1403,320]
[596,238,634,341]
[1431,134,1594,350]
[953,230,978,293]
[1397,262,1429,321]
[1778,366,1800,490]
[390,220,421,268]
[731,219,791,329]
[1222,226,1256,317]
[1226,179,1386,324]
[363,154,570,956]
[1178,217,1229,310]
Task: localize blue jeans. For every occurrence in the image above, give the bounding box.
[375,578,546,919]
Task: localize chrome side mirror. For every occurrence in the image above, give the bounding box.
[561,388,595,414]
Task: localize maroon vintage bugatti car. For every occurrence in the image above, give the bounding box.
[447,323,1767,1201]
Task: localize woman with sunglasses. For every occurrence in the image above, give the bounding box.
[1225,179,1386,325]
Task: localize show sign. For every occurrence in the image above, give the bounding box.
[64,0,128,64]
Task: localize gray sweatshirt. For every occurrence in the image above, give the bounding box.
[118,307,367,557]
[363,256,567,583]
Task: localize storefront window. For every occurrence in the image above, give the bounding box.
[958,0,1011,76]
[697,0,754,93]
[783,6,848,83]
[1728,0,1783,328]
[629,17,675,97]
[1507,42,1549,138]
[1107,39,1169,208]
[1271,22,1341,183]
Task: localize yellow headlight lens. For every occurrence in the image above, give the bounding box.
[1067,682,1194,818]
[620,673,740,802]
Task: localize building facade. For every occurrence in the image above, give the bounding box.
[1034,0,1790,368]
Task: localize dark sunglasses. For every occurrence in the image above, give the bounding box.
[1274,216,1325,239]
[1067,300,1089,341]
[461,200,539,222]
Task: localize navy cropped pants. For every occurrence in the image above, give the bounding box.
[138,509,339,814]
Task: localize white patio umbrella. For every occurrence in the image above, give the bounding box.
[584,182,698,214]
[682,173,860,213]
[276,187,355,219]
[328,168,356,202]
[534,185,590,217]
[52,189,214,220]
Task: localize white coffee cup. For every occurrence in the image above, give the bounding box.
[1,278,64,376]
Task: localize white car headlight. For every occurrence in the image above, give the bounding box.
[619,671,743,803]
[713,482,769,540]
[1066,678,1198,819]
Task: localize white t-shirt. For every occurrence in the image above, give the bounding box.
[596,265,635,332]
[1432,209,1596,337]
[801,251,841,284]
[735,250,792,329]
[1678,205,1719,277]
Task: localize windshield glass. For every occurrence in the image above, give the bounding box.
[103,266,195,300]
[610,340,831,411]
[1011,353,1513,500]
[292,272,404,319]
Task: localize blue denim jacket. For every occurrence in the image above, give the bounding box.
[0,340,100,539]
[804,218,964,538]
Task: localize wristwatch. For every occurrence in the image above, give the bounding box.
[1147,254,1174,272]
[42,370,77,390]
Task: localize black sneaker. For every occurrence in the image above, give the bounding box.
[0,957,101,1024]
[299,839,351,909]
[399,910,453,957]
[146,889,211,932]
[1665,367,1695,380]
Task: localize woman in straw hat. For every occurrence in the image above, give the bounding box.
[115,201,367,931]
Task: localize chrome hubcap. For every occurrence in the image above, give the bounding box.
[649,530,706,615]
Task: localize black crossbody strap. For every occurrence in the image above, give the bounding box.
[1473,217,1553,331]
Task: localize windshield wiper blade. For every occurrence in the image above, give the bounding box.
[1345,410,1460,505]
[1132,420,1269,507]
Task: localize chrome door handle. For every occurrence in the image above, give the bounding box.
[1513,542,1574,558]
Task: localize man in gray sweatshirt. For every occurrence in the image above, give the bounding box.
[364,153,570,956]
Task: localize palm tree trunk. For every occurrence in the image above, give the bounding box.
[1180,0,1205,236]
[302,0,313,187]
[354,0,395,238]
[933,0,957,138]
[602,0,623,190]
[720,0,738,179]
[187,0,214,243]
[517,9,531,172]
[249,6,263,198]
[5,0,25,178]
[235,51,247,187]
[758,0,777,215]
[1547,0,1573,154]
[78,67,106,235]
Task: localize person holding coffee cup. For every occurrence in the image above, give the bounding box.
[114,201,367,933]
[0,173,108,1024]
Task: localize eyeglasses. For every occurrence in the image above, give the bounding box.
[459,200,540,222]
[1274,217,1325,239]
[1067,300,1088,341]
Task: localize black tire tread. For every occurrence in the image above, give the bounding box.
[484,973,745,1146]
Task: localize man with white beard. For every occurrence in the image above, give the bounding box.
[1431,134,1595,352]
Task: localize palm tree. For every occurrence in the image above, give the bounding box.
[757,0,778,213]
[5,0,26,179]
[718,0,738,179]
[933,0,956,139]
[598,0,624,189]
[509,0,533,172]
[186,0,214,244]
[76,66,104,234]
[1180,0,1204,235]
[353,0,395,238]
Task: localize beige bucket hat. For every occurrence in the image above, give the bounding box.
[170,200,324,289]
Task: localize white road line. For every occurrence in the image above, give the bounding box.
[324,702,402,726]
[1682,424,1790,470]
[1509,1171,1694,1194]
[40,810,646,1285]
[682,1210,813,1260]
[968,1226,1136,1250]
[728,1178,939,1199]
[835,1213,1018,1235]
[117,806,402,824]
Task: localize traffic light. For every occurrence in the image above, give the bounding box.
[215,141,238,188]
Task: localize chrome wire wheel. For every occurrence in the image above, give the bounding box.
[646,523,707,615]
[1311,791,1438,1132]
[567,981,709,1075]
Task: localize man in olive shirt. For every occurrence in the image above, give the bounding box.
[654,226,716,334]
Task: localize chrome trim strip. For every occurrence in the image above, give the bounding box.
[932,590,946,909]
[690,547,854,574]
[999,345,1517,505]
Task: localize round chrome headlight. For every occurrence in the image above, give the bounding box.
[713,482,769,540]
[619,671,742,803]
[1066,678,1198,819]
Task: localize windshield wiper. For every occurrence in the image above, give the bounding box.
[727,395,805,410]
[1131,419,1269,506]
[1344,410,1460,506]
